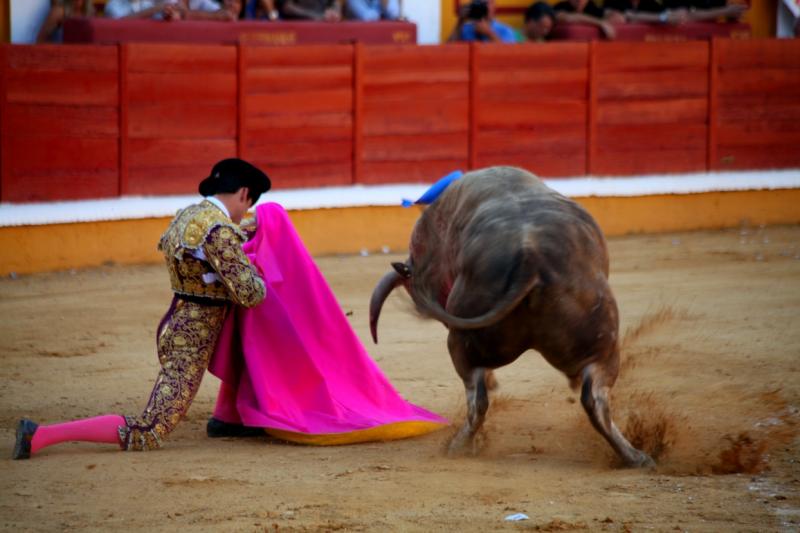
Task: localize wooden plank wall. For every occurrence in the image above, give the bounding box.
[1,39,799,203]
[715,39,800,171]
[241,45,354,189]
[2,45,119,202]
[360,45,470,184]
[125,44,237,195]
[593,41,710,176]
[475,43,589,177]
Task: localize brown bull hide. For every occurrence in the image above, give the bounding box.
[369,166,654,467]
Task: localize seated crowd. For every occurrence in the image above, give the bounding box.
[37,0,749,44]
[450,0,747,42]
[38,0,402,42]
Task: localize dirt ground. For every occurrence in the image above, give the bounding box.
[1,224,799,532]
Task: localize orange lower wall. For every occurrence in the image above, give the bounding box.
[1,189,799,276]
[578,189,800,235]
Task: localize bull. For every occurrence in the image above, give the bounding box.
[369,166,654,467]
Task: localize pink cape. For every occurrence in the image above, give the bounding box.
[208,202,447,445]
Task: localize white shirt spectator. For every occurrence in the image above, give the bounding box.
[777,0,800,37]
[186,0,223,11]
[105,0,221,19]
[104,0,159,18]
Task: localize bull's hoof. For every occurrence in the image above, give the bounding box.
[446,429,484,457]
[623,450,656,469]
[446,441,481,458]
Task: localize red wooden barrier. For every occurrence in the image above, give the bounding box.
[593,41,710,176]
[125,43,237,195]
[360,44,470,184]
[240,45,354,189]
[474,43,589,177]
[714,39,800,170]
[0,45,7,201]
[2,45,119,202]
[1,39,799,203]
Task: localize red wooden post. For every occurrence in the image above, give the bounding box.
[586,41,597,177]
[118,43,129,196]
[468,42,478,171]
[352,42,363,185]
[706,38,718,172]
[237,42,246,159]
[0,45,7,201]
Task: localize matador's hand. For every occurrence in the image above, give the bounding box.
[240,213,258,241]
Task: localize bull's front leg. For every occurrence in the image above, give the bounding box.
[447,333,489,456]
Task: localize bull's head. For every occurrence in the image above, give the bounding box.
[369,261,412,344]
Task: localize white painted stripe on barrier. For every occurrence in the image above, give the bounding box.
[0,170,798,227]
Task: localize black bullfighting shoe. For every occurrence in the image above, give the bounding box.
[206,417,263,438]
[12,418,39,460]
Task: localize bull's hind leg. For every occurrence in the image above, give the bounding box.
[448,366,489,456]
[484,369,499,391]
[580,362,655,468]
[446,331,489,455]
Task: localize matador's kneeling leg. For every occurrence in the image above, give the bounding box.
[119,300,221,451]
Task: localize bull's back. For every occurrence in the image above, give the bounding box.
[429,167,608,277]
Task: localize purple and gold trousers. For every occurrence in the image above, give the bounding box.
[118,298,227,451]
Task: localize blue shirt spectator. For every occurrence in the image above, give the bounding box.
[345,0,400,20]
[459,19,518,42]
[448,1,521,43]
[244,0,280,19]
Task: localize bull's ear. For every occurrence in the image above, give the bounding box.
[391,262,412,279]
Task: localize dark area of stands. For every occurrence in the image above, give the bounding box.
[549,20,749,40]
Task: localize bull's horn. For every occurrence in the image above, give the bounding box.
[369,269,403,344]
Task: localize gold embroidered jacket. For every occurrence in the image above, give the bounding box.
[158,200,265,307]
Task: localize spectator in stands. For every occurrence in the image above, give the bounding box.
[104,0,239,20]
[777,0,800,36]
[662,0,747,22]
[345,0,400,20]
[172,0,243,20]
[104,0,173,19]
[523,1,556,41]
[281,0,344,20]
[606,0,746,24]
[604,0,687,24]
[552,0,625,39]
[244,0,281,20]
[37,0,94,43]
[604,0,669,18]
[448,0,521,43]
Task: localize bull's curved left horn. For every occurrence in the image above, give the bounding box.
[369,269,403,344]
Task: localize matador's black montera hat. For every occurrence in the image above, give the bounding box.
[199,158,271,204]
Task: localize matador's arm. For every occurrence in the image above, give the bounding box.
[202,225,266,308]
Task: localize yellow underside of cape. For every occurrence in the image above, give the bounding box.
[263,421,447,446]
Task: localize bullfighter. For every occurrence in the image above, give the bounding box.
[13,158,269,458]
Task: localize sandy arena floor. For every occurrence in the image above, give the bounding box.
[1,224,799,532]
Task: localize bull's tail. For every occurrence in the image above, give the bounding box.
[412,267,540,331]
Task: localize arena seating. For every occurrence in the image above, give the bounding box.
[1,39,799,202]
[550,21,751,41]
[63,17,417,45]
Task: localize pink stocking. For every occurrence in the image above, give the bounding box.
[30,414,126,455]
[212,382,242,424]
